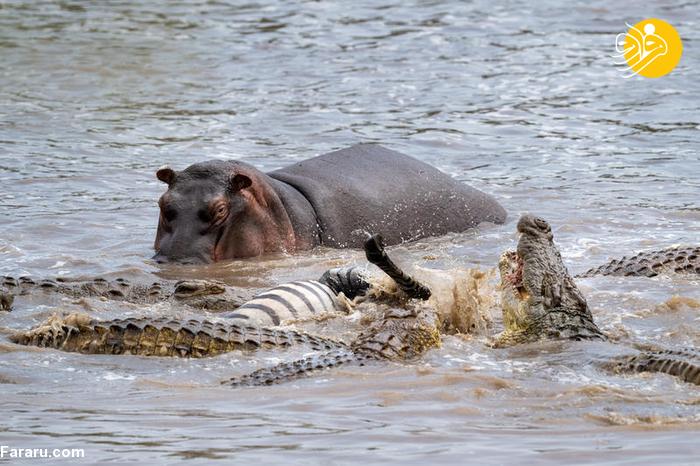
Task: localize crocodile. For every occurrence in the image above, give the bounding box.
[603,348,700,385]
[1,275,253,311]
[496,215,700,385]
[577,245,700,278]
[7,273,366,356]
[10,219,697,386]
[226,235,440,386]
[1,267,374,320]
[9,235,428,358]
[4,242,693,315]
[495,215,606,347]
[9,312,348,357]
[227,304,440,386]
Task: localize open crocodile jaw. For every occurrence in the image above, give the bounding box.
[498,249,531,332]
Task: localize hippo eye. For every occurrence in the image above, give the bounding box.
[209,202,229,222]
[163,207,177,222]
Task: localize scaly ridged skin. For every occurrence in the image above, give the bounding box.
[228,349,360,386]
[492,308,605,348]
[227,235,440,386]
[606,349,700,385]
[9,313,348,357]
[497,215,699,386]
[1,276,252,311]
[495,215,606,347]
[227,303,441,386]
[577,246,700,278]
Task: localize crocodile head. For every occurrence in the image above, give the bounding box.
[174,280,226,299]
[172,279,250,310]
[499,215,563,328]
[496,215,602,346]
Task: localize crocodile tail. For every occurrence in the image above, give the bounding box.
[363,234,432,300]
[576,261,659,278]
[226,349,363,386]
[577,246,700,278]
[609,349,700,385]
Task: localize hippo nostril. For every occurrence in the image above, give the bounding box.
[152,252,209,265]
[178,256,210,265]
[168,254,210,265]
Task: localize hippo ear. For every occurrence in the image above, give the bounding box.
[156,166,177,186]
[228,174,252,194]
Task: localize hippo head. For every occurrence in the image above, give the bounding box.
[153,160,293,264]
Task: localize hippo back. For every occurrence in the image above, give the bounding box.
[269,144,506,247]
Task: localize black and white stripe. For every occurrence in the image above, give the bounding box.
[317,266,371,299]
[224,280,340,326]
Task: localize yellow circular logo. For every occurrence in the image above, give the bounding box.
[615,18,682,78]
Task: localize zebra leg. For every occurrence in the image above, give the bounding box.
[364,234,431,300]
[318,267,372,299]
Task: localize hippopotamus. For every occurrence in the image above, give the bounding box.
[153,144,506,263]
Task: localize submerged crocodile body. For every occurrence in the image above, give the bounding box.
[604,348,700,386]
[8,221,698,387]
[9,234,441,387]
[227,305,439,386]
[1,275,253,311]
[3,267,371,326]
[8,272,367,356]
[3,242,694,315]
[497,215,700,385]
[577,246,700,278]
[9,236,423,362]
[227,235,439,386]
[9,313,347,357]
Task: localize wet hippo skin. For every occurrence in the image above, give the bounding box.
[154,144,506,262]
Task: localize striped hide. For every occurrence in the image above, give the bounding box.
[222,280,342,326]
[318,267,371,299]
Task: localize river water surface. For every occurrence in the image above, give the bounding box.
[1,0,699,464]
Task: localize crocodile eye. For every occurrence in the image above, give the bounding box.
[534,217,549,230]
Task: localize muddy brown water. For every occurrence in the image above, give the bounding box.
[1,1,699,464]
